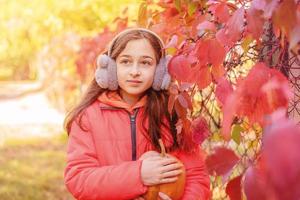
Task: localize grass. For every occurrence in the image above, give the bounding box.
[0,134,73,200]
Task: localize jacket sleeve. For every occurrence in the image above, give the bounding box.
[173,146,211,200]
[64,112,148,200]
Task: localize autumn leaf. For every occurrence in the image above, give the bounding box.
[211,63,226,80]
[244,166,267,200]
[244,109,300,200]
[191,116,210,144]
[246,6,265,40]
[168,54,192,82]
[231,124,243,145]
[197,21,216,35]
[221,94,237,140]
[215,76,233,107]
[225,175,242,200]
[221,62,291,138]
[216,7,245,47]
[208,1,230,23]
[189,64,212,89]
[205,147,239,176]
[251,0,280,19]
[194,38,226,68]
[272,0,297,37]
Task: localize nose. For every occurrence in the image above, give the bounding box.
[130,62,141,77]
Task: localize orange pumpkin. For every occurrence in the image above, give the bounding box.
[143,139,186,200]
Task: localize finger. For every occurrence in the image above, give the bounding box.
[161,162,183,173]
[159,192,172,200]
[159,176,178,184]
[160,157,179,166]
[161,169,183,178]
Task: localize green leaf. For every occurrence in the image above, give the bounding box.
[188,2,197,16]
[241,35,253,53]
[231,125,244,144]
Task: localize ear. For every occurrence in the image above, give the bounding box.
[152,55,172,91]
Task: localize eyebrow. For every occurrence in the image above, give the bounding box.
[119,55,154,60]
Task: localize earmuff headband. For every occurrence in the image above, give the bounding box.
[107,28,165,57]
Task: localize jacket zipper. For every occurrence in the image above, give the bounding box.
[100,105,139,161]
[129,109,139,161]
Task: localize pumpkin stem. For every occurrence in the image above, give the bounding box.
[158,138,166,157]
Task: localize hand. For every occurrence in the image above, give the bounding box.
[139,150,161,160]
[140,155,184,186]
[159,192,172,200]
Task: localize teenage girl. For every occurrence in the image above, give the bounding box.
[64,28,210,200]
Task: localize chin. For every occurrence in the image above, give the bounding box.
[124,89,147,96]
[123,86,151,95]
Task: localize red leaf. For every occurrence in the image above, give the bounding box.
[191,116,210,144]
[195,39,226,68]
[221,94,237,140]
[221,62,291,138]
[244,110,300,200]
[246,6,265,40]
[197,21,216,32]
[212,63,226,80]
[189,64,212,89]
[208,2,231,23]
[174,99,187,118]
[216,76,233,107]
[226,175,242,200]
[244,166,268,200]
[205,147,239,176]
[216,28,233,49]
[272,0,297,37]
[216,8,245,47]
[168,55,192,82]
[251,0,280,19]
[238,63,290,124]
[262,111,300,199]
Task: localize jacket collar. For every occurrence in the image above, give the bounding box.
[97,90,147,113]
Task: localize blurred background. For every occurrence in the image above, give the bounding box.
[0,0,142,199]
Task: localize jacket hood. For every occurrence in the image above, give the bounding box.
[97,90,147,113]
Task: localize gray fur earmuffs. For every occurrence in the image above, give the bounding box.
[94,28,172,91]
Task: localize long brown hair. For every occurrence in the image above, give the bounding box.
[64,29,179,152]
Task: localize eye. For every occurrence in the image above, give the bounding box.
[120,60,131,65]
[141,60,152,66]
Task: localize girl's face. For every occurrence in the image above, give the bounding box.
[116,38,157,103]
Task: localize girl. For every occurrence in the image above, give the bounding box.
[64,28,210,200]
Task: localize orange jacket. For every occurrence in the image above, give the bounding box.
[64,91,210,200]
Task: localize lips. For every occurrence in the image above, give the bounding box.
[127,80,142,83]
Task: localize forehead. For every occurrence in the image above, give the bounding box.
[118,38,156,59]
